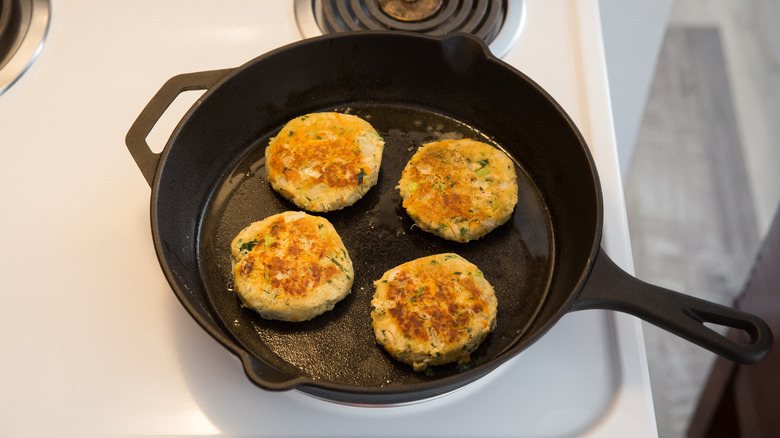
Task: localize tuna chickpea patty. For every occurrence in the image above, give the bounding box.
[398,138,518,242]
[230,211,354,322]
[265,112,385,212]
[371,253,498,371]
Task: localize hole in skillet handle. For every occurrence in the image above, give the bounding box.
[146,89,207,154]
[571,248,773,364]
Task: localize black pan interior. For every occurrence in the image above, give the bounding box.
[198,102,554,387]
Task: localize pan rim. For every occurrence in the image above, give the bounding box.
[145,30,605,405]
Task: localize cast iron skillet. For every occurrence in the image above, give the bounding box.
[126,32,772,405]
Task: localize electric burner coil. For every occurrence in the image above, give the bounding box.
[311,0,506,46]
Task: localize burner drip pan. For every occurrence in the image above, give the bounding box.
[0,0,49,96]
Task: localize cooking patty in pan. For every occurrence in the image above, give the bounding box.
[265,112,385,212]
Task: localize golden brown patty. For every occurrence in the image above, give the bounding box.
[371,253,498,371]
[397,139,518,242]
[265,112,385,212]
[230,211,354,322]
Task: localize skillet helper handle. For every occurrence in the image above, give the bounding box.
[572,249,773,364]
[125,68,232,187]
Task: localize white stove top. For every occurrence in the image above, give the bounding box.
[0,1,657,436]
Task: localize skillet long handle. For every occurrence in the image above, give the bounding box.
[125,69,232,187]
[571,248,773,364]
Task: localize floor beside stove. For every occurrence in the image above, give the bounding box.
[624,1,780,437]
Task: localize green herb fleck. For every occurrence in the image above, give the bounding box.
[356,168,367,185]
[239,240,259,252]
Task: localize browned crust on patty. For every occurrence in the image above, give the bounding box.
[398,138,518,242]
[371,253,498,371]
[265,112,384,212]
[230,211,353,322]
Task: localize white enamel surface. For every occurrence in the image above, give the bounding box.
[0,1,655,436]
